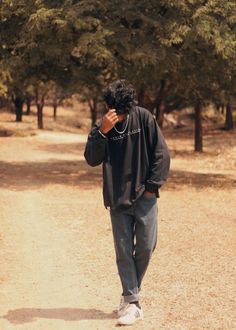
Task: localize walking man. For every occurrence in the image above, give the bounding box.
[84,80,170,325]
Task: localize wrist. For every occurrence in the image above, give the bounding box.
[144,191,155,196]
[100,127,107,134]
[143,191,156,198]
[98,129,107,138]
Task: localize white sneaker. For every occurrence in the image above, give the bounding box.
[117,303,143,325]
[117,296,129,317]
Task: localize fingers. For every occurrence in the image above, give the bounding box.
[109,113,118,119]
[106,109,119,123]
[100,108,119,134]
[109,117,119,125]
[110,114,119,123]
[107,109,117,117]
[108,109,116,113]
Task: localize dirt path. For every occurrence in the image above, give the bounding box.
[0,129,235,330]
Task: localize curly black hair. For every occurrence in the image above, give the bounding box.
[103,79,137,114]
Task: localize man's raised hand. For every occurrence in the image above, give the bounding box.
[100,109,119,134]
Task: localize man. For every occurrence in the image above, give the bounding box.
[84,80,170,325]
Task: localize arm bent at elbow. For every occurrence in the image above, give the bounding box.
[145,117,170,193]
[84,126,107,167]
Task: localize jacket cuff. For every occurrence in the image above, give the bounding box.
[92,128,107,143]
[145,183,160,197]
[98,129,107,139]
[145,182,157,193]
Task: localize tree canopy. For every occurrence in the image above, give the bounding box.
[1,0,235,146]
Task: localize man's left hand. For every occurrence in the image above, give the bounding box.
[143,191,156,198]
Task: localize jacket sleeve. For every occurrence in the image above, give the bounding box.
[145,114,170,193]
[84,124,107,167]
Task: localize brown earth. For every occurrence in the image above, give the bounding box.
[0,109,236,330]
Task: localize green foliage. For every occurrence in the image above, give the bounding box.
[0,0,236,118]
[0,68,11,96]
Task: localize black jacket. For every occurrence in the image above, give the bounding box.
[84,106,170,209]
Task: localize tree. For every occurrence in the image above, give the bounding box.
[46,82,69,120]
[68,0,115,125]
[1,0,71,127]
[101,0,236,150]
[0,0,36,121]
[1,0,235,136]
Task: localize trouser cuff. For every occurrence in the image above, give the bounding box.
[123,293,139,303]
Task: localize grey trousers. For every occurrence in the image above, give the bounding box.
[110,194,158,303]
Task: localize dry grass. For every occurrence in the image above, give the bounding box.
[0,110,235,330]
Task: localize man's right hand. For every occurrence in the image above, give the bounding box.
[100,109,119,134]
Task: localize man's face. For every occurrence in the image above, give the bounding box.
[106,105,126,122]
[117,113,126,121]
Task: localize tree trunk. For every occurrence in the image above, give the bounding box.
[26,98,31,115]
[221,103,225,114]
[37,104,44,129]
[53,104,57,120]
[157,103,165,128]
[35,86,45,129]
[0,96,9,108]
[225,101,234,130]
[194,101,203,152]
[138,88,153,113]
[14,97,24,122]
[138,87,145,106]
[88,98,97,127]
[154,79,166,126]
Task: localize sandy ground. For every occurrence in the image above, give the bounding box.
[0,118,236,329]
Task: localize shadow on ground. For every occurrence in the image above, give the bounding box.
[167,170,236,189]
[39,142,221,159]
[0,159,235,191]
[2,307,116,324]
[37,142,86,155]
[0,159,102,190]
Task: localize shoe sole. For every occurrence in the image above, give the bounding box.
[117,316,143,326]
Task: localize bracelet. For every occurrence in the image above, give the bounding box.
[98,130,107,138]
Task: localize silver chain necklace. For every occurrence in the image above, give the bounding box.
[113,114,130,134]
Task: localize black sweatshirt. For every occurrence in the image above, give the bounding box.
[84,106,170,210]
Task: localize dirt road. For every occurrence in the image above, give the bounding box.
[0,129,235,330]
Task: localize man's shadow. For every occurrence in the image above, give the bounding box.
[2,307,116,324]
